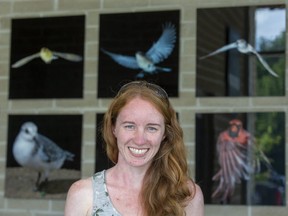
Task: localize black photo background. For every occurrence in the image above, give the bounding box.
[5,114,82,199]
[98,10,180,98]
[196,5,285,97]
[9,15,85,99]
[196,112,285,205]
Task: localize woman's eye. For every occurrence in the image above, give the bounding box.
[124,124,135,130]
[147,127,158,132]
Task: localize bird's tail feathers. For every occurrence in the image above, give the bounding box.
[199,55,209,60]
[65,151,75,161]
[135,67,171,77]
[100,48,111,56]
[156,66,171,72]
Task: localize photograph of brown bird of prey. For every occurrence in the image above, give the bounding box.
[5,115,82,199]
[9,15,85,99]
[195,112,285,205]
[98,10,180,98]
[196,5,285,97]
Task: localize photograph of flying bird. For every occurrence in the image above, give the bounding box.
[11,47,83,68]
[101,22,176,78]
[12,122,74,190]
[200,39,278,77]
[212,119,271,203]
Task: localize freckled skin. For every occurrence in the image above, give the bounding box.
[113,97,165,169]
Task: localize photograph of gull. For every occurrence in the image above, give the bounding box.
[101,22,176,78]
[200,39,278,78]
[98,10,180,98]
[9,15,85,99]
[5,115,82,199]
[12,47,82,68]
[12,122,74,191]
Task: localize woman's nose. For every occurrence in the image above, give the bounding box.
[133,129,146,145]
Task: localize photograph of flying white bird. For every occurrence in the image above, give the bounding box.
[200,39,278,77]
[101,22,176,78]
[12,122,74,190]
[11,47,83,68]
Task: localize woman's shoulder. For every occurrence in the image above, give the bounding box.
[64,177,93,216]
[69,177,93,194]
[185,181,204,216]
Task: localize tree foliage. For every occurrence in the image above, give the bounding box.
[256,30,285,96]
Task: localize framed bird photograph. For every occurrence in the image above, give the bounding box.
[97,10,180,98]
[95,113,114,172]
[5,114,82,199]
[195,112,285,205]
[196,4,285,97]
[9,15,85,99]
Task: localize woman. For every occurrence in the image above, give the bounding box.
[65,81,204,216]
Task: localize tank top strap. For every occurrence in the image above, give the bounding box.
[92,170,121,216]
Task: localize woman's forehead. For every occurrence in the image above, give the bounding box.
[117,98,164,123]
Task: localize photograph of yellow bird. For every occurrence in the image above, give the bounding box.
[9,15,85,99]
[11,47,82,68]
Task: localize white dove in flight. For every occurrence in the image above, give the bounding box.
[12,122,74,190]
[101,22,176,78]
[11,47,82,68]
[200,39,278,77]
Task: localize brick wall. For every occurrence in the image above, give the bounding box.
[0,0,287,215]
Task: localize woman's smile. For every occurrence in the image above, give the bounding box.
[128,147,149,156]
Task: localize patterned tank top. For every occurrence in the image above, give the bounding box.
[92,170,122,216]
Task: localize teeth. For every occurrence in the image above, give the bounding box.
[129,147,148,155]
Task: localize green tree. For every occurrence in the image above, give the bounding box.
[256,30,285,96]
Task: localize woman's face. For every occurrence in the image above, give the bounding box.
[113,97,165,168]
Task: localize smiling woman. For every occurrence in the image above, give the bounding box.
[65,80,204,216]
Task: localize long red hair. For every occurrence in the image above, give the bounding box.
[102,81,194,215]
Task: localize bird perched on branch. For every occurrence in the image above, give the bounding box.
[101,22,177,78]
[200,39,278,77]
[11,47,82,68]
[212,119,271,203]
[12,122,74,190]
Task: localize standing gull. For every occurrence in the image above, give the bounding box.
[101,22,177,78]
[12,122,74,190]
[200,39,278,77]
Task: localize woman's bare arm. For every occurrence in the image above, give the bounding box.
[185,183,204,216]
[64,178,93,216]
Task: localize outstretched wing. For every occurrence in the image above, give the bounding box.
[212,131,252,200]
[101,48,139,69]
[145,23,176,64]
[200,42,238,60]
[249,48,279,77]
[53,51,83,62]
[11,53,40,68]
